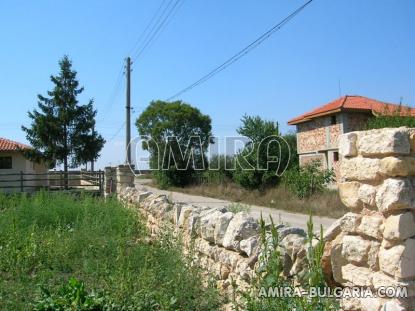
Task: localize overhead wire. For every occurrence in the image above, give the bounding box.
[165,0,314,101]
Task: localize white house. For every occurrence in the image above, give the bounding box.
[0,137,48,192]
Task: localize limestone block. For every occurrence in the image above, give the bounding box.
[341,264,373,287]
[240,236,259,257]
[214,212,234,246]
[136,191,151,203]
[340,297,361,311]
[340,157,382,181]
[367,240,381,270]
[376,178,414,212]
[359,297,382,311]
[358,128,411,156]
[277,226,306,240]
[381,300,407,311]
[340,212,362,233]
[380,156,415,177]
[373,272,415,298]
[342,235,371,263]
[172,204,182,224]
[200,210,223,242]
[379,239,415,279]
[280,233,306,261]
[383,212,415,241]
[177,205,194,228]
[339,132,358,157]
[323,217,342,242]
[222,213,259,252]
[330,234,349,285]
[339,181,363,211]
[410,131,415,153]
[357,215,384,240]
[358,184,377,207]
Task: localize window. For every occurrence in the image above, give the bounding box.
[0,156,12,169]
[333,152,339,162]
[330,115,337,125]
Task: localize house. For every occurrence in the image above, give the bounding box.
[0,137,48,192]
[287,95,415,171]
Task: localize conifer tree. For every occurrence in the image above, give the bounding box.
[22,56,105,188]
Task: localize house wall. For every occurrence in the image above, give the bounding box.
[296,114,342,154]
[342,112,371,132]
[0,152,48,192]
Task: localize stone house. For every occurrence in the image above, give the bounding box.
[287,95,415,171]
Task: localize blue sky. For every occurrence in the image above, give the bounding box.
[1,0,414,169]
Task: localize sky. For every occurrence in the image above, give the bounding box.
[0,0,414,169]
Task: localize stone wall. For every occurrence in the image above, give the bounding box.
[117,185,309,300]
[324,127,415,310]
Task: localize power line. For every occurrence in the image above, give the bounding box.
[132,0,183,63]
[98,63,124,122]
[128,0,169,57]
[108,121,126,142]
[165,0,314,101]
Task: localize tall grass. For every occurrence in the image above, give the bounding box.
[165,182,347,219]
[0,191,221,310]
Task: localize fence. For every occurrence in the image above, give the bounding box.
[0,170,104,194]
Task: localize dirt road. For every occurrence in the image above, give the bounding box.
[135,179,336,230]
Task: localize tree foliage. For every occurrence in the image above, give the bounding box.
[233,115,296,189]
[282,161,334,199]
[136,100,212,188]
[22,56,105,176]
[367,104,415,129]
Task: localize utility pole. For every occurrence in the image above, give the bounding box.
[91,124,95,172]
[125,57,132,165]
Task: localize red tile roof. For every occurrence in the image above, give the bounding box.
[288,95,415,125]
[0,138,31,152]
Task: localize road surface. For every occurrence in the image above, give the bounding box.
[135,179,335,230]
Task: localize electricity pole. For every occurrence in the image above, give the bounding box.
[91,124,95,172]
[125,57,132,165]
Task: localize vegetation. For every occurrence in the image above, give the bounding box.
[282,161,334,199]
[136,100,213,189]
[233,115,297,189]
[162,181,346,218]
[243,214,339,310]
[0,191,221,310]
[226,202,251,214]
[367,104,415,129]
[22,56,105,187]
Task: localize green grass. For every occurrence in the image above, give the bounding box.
[0,191,221,310]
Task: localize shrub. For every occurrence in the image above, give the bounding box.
[282,161,334,199]
[367,104,415,129]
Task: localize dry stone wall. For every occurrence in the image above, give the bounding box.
[117,185,309,298]
[324,127,415,311]
[111,127,415,311]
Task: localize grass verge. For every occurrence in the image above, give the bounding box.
[0,191,221,310]
[149,180,347,219]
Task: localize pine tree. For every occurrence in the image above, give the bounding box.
[22,56,105,188]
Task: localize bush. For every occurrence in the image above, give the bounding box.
[282,161,334,199]
[367,104,415,129]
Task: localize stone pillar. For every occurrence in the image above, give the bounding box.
[116,165,134,194]
[104,166,116,197]
[325,127,415,310]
